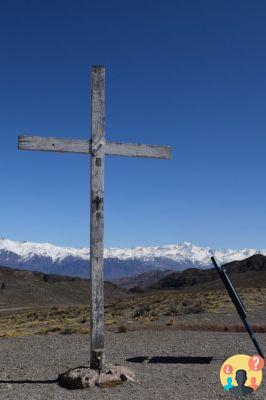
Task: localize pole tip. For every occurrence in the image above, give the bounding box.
[92,65,105,71]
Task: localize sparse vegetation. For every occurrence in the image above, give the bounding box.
[0,260,265,337]
[117,324,127,333]
[36,328,50,335]
[60,327,76,335]
[133,304,151,318]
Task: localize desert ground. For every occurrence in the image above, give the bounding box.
[0,330,265,400]
[1,287,265,337]
[0,260,265,399]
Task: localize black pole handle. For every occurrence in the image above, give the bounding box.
[211,256,264,358]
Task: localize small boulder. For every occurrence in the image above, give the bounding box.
[58,367,98,389]
[57,364,135,390]
[96,365,135,388]
[109,365,136,382]
[96,373,123,388]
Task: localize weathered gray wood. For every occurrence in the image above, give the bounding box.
[17,65,172,373]
[19,135,172,159]
[90,66,105,370]
[106,141,171,159]
[18,135,90,154]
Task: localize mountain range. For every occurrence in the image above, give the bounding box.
[114,254,266,291]
[0,237,265,280]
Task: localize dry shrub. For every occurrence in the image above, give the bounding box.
[117,324,127,333]
[133,304,151,318]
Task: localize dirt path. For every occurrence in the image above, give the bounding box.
[0,304,75,314]
[0,331,265,399]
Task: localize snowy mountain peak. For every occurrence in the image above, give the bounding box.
[0,237,265,279]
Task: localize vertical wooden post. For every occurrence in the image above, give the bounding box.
[18,64,172,372]
[90,66,105,370]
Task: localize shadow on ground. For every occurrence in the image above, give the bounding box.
[0,357,213,386]
[0,379,57,385]
[126,356,213,364]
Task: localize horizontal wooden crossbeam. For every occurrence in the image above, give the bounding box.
[18,135,90,154]
[18,135,172,159]
[106,141,171,159]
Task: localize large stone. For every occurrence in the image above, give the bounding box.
[58,367,98,389]
[58,364,135,390]
[97,365,136,388]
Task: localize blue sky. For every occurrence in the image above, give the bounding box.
[1,0,266,249]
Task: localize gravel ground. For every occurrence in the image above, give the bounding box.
[0,331,265,400]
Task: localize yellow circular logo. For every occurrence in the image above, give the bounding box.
[220,354,264,395]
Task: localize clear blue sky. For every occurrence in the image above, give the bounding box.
[1,0,266,249]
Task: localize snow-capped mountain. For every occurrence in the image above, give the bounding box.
[0,237,264,280]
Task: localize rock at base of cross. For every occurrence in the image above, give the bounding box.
[57,365,135,390]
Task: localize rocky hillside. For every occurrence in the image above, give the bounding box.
[126,254,266,291]
[223,253,266,273]
[113,270,174,290]
[0,266,128,310]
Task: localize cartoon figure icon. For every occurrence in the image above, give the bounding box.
[220,354,263,396]
[223,377,234,391]
[249,377,259,391]
[229,370,254,395]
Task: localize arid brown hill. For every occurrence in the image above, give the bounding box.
[0,266,128,310]
[149,254,266,291]
[113,269,174,291]
[224,253,266,273]
[150,268,217,290]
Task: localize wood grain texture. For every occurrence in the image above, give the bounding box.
[19,136,172,159]
[17,66,173,372]
[18,135,90,154]
[90,66,105,370]
[106,141,172,159]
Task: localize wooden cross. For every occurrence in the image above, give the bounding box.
[18,66,172,370]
